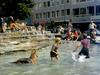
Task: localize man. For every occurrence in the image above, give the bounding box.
[89,21,96,31]
[73,33,90,59]
[68,20,73,32]
[89,21,97,38]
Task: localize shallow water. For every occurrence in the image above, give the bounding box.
[0,42,100,75]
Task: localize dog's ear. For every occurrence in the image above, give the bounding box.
[31,49,37,54]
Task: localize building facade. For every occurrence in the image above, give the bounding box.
[33,0,100,30]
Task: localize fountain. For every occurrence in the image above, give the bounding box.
[0,39,100,75]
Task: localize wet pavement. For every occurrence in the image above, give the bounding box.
[0,41,100,75]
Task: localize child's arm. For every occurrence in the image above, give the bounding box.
[36,54,38,57]
[52,51,59,55]
[73,42,81,52]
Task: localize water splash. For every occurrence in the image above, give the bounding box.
[72,52,86,63]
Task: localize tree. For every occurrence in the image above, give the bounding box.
[0,0,34,20]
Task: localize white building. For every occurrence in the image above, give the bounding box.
[33,0,100,30]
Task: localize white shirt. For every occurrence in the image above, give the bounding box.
[89,23,96,29]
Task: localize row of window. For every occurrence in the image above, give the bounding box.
[35,0,93,9]
[43,0,70,8]
[35,5,100,19]
[35,9,70,19]
[35,0,70,9]
[76,0,94,2]
[72,0,94,4]
[73,6,94,16]
[73,5,100,16]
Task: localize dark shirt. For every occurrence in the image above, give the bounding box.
[52,44,59,52]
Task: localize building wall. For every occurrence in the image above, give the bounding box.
[33,0,100,26]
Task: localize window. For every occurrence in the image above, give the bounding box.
[35,4,39,9]
[96,5,100,15]
[87,6,94,15]
[66,0,69,3]
[38,3,42,8]
[80,8,86,15]
[52,11,55,17]
[43,1,50,7]
[54,1,60,5]
[61,0,64,4]
[66,9,70,15]
[43,12,46,18]
[80,0,86,2]
[47,12,50,18]
[76,0,79,2]
[51,0,55,6]
[47,1,50,7]
[39,13,42,19]
[73,8,79,15]
[56,1,60,5]
[61,10,66,16]
[87,0,94,2]
[56,10,60,17]
[43,2,47,7]
[36,13,39,19]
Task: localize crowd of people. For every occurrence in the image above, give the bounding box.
[50,20,97,62]
[56,20,97,42]
[0,16,28,33]
[51,32,90,62]
[12,32,90,64]
[56,20,97,62]
[12,27,94,64]
[0,16,14,32]
[0,18,97,64]
[0,16,97,41]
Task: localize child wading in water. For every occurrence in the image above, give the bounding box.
[12,50,38,64]
[50,37,61,61]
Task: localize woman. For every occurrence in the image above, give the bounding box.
[66,30,74,41]
[12,50,38,64]
[73,30,78,41]
[2,22,7,33]
[10,22,16,32]
[50,37,61,61]
[73,33,90,58]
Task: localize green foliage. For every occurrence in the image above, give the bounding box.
[0,0,34,20]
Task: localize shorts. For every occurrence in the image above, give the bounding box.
[78,47,90,58]
[50,51,57,57]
